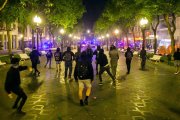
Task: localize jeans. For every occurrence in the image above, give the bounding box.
[126,59,131,74]
[12,87,27,111]
[44,58,52,68]
[99,65,115,82]
[64,61,72,78]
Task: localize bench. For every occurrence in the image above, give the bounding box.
[19,53,30,61]
[0,60,6,66]
[150,55,162,62]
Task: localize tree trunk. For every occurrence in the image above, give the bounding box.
[0,0,8,12]
[32,29,35,48]
[163,14,176,54]
[131,27,136,49]
[125,32,129,47]
[151,15,159,54]
[6,23,12,54]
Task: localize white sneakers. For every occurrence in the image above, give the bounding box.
[174,71,179,75]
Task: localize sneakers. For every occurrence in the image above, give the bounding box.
[12,105,17,109]
[174,71,179,75]
[80,100,84,106]
[98,82,103,86]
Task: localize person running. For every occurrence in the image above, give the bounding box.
[44,49,53,69]
[125,47,133,74]
[140,47,147,70]
[29,47,41,76]
[98,49,116,85]
[62,47,74,79]
[173,48,180,74]
[109,45,119,78]
[54,47,62,75]
[74,51,94,106]
[5,58,29,114]
[93,45,101,75]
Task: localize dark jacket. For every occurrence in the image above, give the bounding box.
[99,53,108,67]
[54,51,62,61]
[93,49,100,63]
[74,59,94,81]
[173,51,180,60]
[30,50,41,63]
[125,51,133,60]
[5,66,27,94]
[62,51,74,62]
[140,49,146,60]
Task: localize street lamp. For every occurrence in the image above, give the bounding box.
[60,28,65,34]
[140,18,148,48]
[87,29,90,34]
[33,15,41,50]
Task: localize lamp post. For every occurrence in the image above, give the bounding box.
[106,34,110,50]
[33,15,41,50]
[140,18,148,48]
[60,28,65,52]
[114,29,119,48]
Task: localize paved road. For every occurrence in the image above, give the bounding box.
[0,52,179,120]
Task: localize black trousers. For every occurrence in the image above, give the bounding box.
[126,59,132,74]
[12,87,27,110]
[32,62,40,75]
[99,65,115,82]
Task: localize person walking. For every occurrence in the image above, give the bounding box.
[140,47,147,70]
[173,48,180,74]
[29,47,41,76]
[109,45,119,78]
[5,58,29,114]
[93,45,101,75]
[62,47,74,79]
[74,51,94,106]
[74,47,81,63]
[98,49,116,85]
[54,47,62,75]
[125,47,133,74]
[44,49,53,69]
[86,45,93,63]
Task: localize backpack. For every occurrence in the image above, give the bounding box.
[64,52,72,61]
[77,61,89,79]
[46,52,51,58]
[126,51,132,59]
[54,52,62,61]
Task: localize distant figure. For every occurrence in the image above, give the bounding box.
[125,47,133,74]
[109,45,119,78]
[5,58,28,114]
[140,47,147,70]
[173,48,180,74]
[29,47,41,76]
[98,49,116,85]
[74,47,81,63]
[167,54,171,65]
[62,47,75,79]
[93,45,101,75]
[74,51,94,106]
[86,45,93,63]
[44,49,53,69]
[54,47,62,74]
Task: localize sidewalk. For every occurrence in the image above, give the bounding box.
[0,53,179,120]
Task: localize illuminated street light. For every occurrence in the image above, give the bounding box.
[87,29,90,34]
[106,34,110,38]
[114,29,119,47]
[140,17,148,48]
[60,28,65,34]
[33,15,42,50]
[114,29,119,35]
[69,34,72,37]
[106,34,110,50]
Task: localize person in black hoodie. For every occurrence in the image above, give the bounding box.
[74,51,94,106]
[5,58,28,114]
[98,49,115,85]
[93,45,101,75]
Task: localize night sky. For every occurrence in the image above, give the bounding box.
[82,0,106,31]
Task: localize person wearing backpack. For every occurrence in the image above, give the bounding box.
[54,47,62,75]
[98,49,116,85]
[62,47,74,79]
[86,45,93,63]
[74,51,94,106]
[74,47,81,63]
[44,49,53,69]
[125,47,133,74]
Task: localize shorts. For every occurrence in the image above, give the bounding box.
[78,79,91,89]
[174,60,180,67]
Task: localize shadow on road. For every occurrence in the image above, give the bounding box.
[27,76,43,92]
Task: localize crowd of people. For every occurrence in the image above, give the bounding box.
[4,44,180,114]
